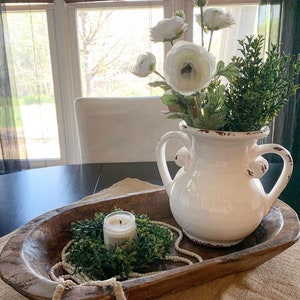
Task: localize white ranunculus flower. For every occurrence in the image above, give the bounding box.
[150,16,188,43]
[131,52,156,77]
[164,41,216,95]
[196,8,235,31]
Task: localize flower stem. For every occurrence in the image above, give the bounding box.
[154,70,165,80]
[200,7,204,47]
[208,31,213,52]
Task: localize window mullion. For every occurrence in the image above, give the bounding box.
[50,0,81,164]
[46,7,68,165]
[68,8,82,98]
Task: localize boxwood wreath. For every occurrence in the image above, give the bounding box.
[66,210,174,280]
[49,209,203,300]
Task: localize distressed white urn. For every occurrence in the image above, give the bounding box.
[156,121,293,247]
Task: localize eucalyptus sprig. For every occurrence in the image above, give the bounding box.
[66,211,174,281]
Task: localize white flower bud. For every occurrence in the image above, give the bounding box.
[196,8,235,31]
[150,16,188,43]
[194,0,208,8]
[131,52,156,77]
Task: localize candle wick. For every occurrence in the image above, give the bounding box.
[119,220,122,225]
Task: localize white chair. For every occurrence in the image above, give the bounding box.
[74,97,181,163]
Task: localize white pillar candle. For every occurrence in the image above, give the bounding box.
[103,211,137,248]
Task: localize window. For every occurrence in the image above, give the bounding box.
[3,0,259,167]
[4,8,60,162]
[76,7,164,97]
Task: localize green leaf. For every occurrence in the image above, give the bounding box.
[215,61,239,83]
[161,94,180,106]
[149,81,171,91]
[216,60,225,74]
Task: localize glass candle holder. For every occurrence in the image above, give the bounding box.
[103,211,137,248]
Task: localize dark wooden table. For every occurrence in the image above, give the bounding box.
[0,162,180,237]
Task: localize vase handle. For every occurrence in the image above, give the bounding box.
[156,131,192,194]
[252,144,293,215]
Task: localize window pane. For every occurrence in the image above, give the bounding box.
[6,10,60,159]
[76,7,164,97]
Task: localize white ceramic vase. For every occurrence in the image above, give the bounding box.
[156,121,293,247]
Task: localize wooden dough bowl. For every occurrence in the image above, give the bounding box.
[0,188,299,299]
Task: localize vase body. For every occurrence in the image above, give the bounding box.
[156,121,293,247]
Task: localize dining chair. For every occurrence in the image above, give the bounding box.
[74,96,181,163]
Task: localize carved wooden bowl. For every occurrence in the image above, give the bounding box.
[0,188,299,299]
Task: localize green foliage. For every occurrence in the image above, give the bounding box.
[151,58,240,130]
[157,80,228,130]
[66,210,174,280]
[151,35,300,132]
[196,83,227,129]
[215,61,239,83]
[19,95,54,105]
[224,35,300,131]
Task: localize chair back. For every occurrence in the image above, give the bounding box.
[75,97,181,163]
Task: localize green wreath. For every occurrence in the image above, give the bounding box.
[66,210,174,280]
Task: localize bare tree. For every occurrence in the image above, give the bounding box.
[78,10,126,95]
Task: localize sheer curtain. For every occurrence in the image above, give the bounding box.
[0,4,29,174]
[259,0,300,212]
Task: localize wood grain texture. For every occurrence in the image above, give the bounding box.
[0,189,299,300]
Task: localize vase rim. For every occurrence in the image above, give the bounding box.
[179,121,270,140]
